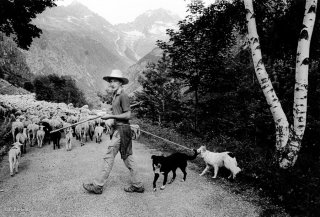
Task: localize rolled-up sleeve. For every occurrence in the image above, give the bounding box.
[120,94,131,112]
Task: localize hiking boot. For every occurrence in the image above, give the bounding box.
[83,183,103,194]
[124,185,145,193]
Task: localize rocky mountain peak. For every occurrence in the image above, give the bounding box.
[25,3,182,106]
[116,8,180,32]
[135,8,181,24]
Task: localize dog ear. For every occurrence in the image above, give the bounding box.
[151,155,155,159]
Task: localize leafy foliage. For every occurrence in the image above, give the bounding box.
[97,90,113,104]
[33,74,87,107]
[136,0,320,215]
[0,0,56,50]
[135,55,184,126]
[0,33,34,87]
[157,0,246,133]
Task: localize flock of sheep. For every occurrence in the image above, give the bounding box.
[0,94,140,177]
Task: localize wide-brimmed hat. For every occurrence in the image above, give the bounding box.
[103,69,129,85]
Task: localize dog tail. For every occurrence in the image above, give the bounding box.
[187,149,198,160]
[225,152,238,167]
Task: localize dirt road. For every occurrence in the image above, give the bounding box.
[0,134,261,217]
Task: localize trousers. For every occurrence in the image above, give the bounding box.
[93,130,143,188]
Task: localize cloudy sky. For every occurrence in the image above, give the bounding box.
[56,0,217,24]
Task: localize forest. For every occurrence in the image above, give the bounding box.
[133,0,320,216]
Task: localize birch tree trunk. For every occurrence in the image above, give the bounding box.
[291,0,318,167]
[243,0,317,168]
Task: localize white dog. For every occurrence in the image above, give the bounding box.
[8,142,24,176]
[197,146,241,179]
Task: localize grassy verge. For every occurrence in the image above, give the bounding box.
[0,118,13,161]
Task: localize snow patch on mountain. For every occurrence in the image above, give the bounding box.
[144,10,153,17]
[148,23,176,35]
[114,32,125,57]
[124,30,145,37]
[67,15,79,22]
[82,15,93,19]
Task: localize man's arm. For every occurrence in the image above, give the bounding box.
[100,111,131,121]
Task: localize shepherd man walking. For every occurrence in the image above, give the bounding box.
[83,69,145,194]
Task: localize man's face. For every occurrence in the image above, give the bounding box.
[109,78,122,91]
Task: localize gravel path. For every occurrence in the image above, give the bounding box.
[0,134,261,217]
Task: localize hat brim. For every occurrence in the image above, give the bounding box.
[103,76,129,85]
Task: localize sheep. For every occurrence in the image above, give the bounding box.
[88,120,95,141]
[76,117,89,146]
[49,117,63,130]
[22,119,32,128]
[130,124,141,140]
[65,127,73,151]
[75,124,81,141]
[67,115,78,124]
[27,123,39,147]
[36,125,45,148]
[31,116,40,124]
[11,120,24,141]
[8,142,24,176]
[94,125,104,143]
[104,119,114,139]
[67,115,78,137]
[41,121,52,145]
[15,128,28,155]
[51,129,62,150]
[94,117,103,126]
[79,122,89,146]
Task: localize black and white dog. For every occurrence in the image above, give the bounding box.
[151,149,198,191]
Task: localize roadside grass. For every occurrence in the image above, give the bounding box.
[0,118,13,161]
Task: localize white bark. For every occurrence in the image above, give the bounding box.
[243,0,317,168]
[283,0,318,168]
[244,0,289,152]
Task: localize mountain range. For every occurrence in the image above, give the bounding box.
[22,1,181,106]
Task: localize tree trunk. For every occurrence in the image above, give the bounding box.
[291,0,317,167]
[162,99,165,124]
[243,0,317,168]
[194,87,199,132]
